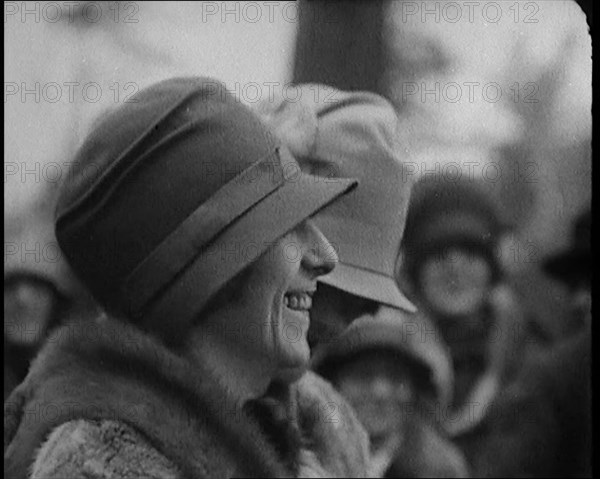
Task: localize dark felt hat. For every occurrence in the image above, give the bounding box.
[311,308,453,407]
[402,175,507,284]
[55,77,356,343]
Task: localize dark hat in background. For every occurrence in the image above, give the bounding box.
[311,308,453,408]
[402,174,508,284]
[258,84,416,313]
[55,77,356,344]
[543,208,591,283]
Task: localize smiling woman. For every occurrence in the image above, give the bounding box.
[3,77,369,479]
[184,219,338,395]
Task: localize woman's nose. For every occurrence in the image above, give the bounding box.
[301,220,338,277]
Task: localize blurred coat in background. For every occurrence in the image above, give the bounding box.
[463,329,591,477]
[459,208,591,477]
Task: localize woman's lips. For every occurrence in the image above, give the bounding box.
[284,292,313,311]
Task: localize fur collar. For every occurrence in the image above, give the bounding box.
[4,313,296,479]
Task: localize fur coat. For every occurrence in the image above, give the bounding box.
[4,313,370,478]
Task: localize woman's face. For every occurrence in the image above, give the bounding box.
[210,219,338,378]
[335,352,414,440]
[419,247,492,317]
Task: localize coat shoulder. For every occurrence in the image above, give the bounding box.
[31,419,181,479]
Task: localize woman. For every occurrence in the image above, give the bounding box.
[312,314,469,478]
[399,175,552,474]
[400,175,550,423]
[4,77,369,478]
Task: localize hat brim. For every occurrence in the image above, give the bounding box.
[543,249,590,281]
[417,212,498,247]
[142,173,358,343]
[318,262,417,313]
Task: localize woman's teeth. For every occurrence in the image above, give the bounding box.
[284,293,312,311]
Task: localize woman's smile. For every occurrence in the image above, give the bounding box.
[283,290,315,312]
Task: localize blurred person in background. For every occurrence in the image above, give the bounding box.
[461,207,591,477]
[399,175,550,467]
[312,314,469,478]
[542,208,591,335]
[259,85,467,477]
[4,271,65,400]
[4,271,100,401]
[5,77,371,479]
[4,213,98,400]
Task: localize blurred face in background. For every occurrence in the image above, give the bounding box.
[418,247,493,318]
[4,274,61,400]
[334,351,414,442]
[4,274,59,348]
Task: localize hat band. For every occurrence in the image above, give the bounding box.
[138,171,356,345]
[122,148,288,315]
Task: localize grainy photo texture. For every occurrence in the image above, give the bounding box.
[4,1,592,478]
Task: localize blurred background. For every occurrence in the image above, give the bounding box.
[4,0,591,361]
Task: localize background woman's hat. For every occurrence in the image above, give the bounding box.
[402,175,508,285]
[311,308,453,408]
[55,77,356,344]
[258,84,416,313]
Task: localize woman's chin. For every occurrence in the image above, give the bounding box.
[274,345,311,383]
